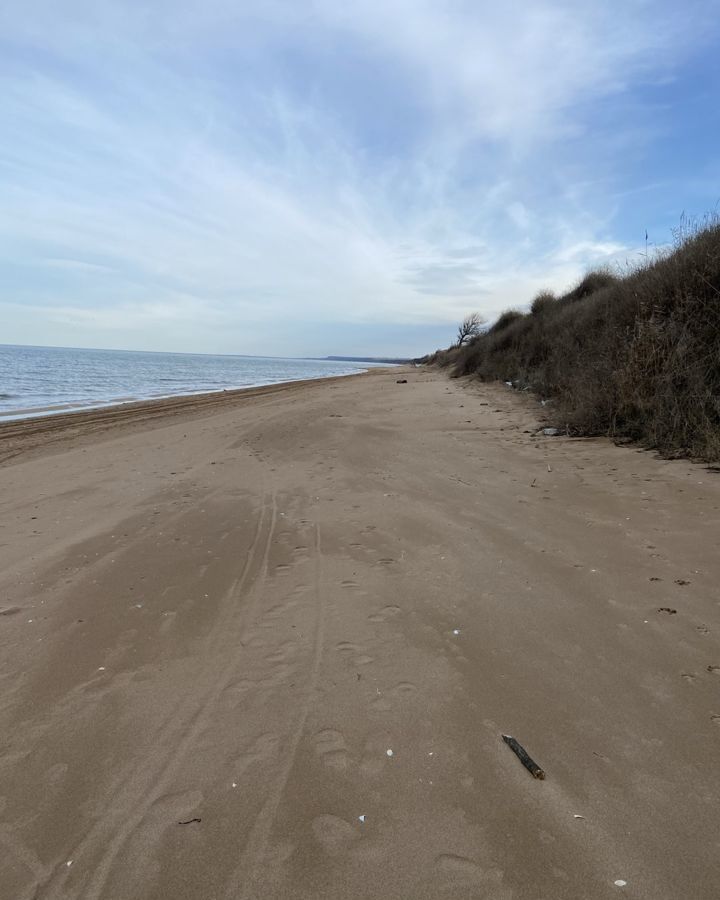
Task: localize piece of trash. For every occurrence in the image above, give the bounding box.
[543,427,560,436]
[453,629,460,636]
[396,379,408,384]
[358,815,366,823]
[573,814,585,819]
[428,751,434,756]
[501,734,545,779]
[232,782,237,788]
[97,666,106,671]
[66,860,73,867]
[657,607,677,615]
[675,579,690,586]
[386,749,394,757]
[614,880,627,887]
[178,817,202,825]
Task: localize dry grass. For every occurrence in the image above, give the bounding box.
[426,218,720,461]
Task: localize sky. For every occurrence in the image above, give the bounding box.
[1,1,719,358]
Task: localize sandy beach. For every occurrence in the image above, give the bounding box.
[1,366,718,900]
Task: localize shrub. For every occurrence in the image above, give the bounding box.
[435,218,720,460]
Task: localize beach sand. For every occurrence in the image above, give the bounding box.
[0,367,718,899]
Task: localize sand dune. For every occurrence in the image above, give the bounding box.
[0,368,718,899]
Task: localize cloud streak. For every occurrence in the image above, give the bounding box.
[1,0,718,354]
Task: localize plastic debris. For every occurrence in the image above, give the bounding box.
[453,629,460,636]
[614,880,627,887]
[66,861,73,867]
[97,667,106,671]
[358,815,366,823]
[573,814,585,819]
[386,749,394,757]
[543,427,560,436]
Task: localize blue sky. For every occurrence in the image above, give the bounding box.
[1,1,719,357]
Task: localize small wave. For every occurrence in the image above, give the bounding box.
[0,392,17,400]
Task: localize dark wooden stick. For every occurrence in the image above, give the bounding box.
[502,734,545,779]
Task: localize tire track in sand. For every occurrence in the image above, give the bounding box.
[223,523,327,900]
[38,492,278,900]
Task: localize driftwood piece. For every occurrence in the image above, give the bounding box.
[502,734,545,779]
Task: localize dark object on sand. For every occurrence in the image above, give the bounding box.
[178,817,202,825]
[502,734,545,779]
[657,607,677,614]
[396,379,408,384]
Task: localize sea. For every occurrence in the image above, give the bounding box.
[0,344,374,421]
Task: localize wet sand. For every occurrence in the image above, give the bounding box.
[0,367,718,899]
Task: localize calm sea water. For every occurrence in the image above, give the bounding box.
[0,344,372,421]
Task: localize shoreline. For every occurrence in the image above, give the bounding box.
[0,369,388,463]
[1,367,718,899]
[0,368,374,426]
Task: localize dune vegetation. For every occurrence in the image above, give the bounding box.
[425,218,720,461]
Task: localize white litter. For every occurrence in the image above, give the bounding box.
[453,629,460,636]
[358,815,366,823]
[573,814,584,819]
[614,880,627,887]
[232,782,237,788]
[66,860,73,867]
[97,667,106,671]
[386,749,394,757]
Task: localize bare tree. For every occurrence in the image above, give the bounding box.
[456,312,484,346]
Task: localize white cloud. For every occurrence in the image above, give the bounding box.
[0,0,716,353]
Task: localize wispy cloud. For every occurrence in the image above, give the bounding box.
[1,0,718,354]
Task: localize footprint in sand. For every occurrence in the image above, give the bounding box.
[434,853,506,890]
[389,681,417,699]
[359,735,395,777]
[265,641,298,663]
[336,641,375,666]
[314,729,349,770]
[368,605,402,623]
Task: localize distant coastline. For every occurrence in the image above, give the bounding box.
[314,355,409,364]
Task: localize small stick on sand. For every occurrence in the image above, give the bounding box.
[502,734,545,779]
